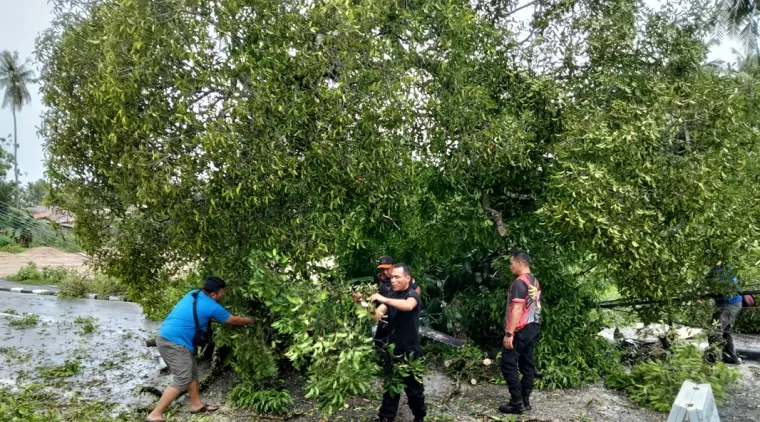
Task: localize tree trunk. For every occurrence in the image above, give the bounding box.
[12,107,18,205]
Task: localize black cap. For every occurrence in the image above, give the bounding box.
[377,256,395,269]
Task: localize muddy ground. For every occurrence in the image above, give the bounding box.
[1,292,758,421]
[155,364,759,422]
[0,246,87,278]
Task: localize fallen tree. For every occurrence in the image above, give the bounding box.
[38,0,760,413]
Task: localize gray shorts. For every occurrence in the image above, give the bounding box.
[156,335,199,391]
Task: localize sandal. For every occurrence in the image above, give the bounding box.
[190,404,219,414]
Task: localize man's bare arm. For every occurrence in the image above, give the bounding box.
[224,315,254,326]
[371,304,388,322]
[505,306,523,334]
[371,293,418,312]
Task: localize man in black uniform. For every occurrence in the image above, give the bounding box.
[373,256,420,350]
[369,263,426,422]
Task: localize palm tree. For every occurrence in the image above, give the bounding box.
[0,50,35,205]
[714,1,759,57]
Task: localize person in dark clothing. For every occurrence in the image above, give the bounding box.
[368,264,426,422]
[371,256,420,350]
[499,250,541,415]
[708,262,743,364]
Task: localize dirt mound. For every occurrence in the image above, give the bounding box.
[0,247,88,278]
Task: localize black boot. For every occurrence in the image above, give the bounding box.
[498,401,526,414]
[522,388,532,411]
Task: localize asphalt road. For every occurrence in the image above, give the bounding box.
[0,291,162,407]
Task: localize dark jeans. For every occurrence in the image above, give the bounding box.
[709,302,742,363]
[500,323,540,404]
[379,351,426,421]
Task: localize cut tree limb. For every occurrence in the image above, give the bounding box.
[480,191,507,237]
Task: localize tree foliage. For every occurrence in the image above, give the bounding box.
[38,0,760,411]
[21,180,48,207]
[0,137,15,211]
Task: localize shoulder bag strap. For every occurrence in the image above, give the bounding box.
[192,290,202,331]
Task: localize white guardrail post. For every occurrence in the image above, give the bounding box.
[667,381,721,422]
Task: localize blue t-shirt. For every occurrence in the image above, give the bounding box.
[158,290,231,351]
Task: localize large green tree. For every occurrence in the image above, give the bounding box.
[38,0,760,410]
[21,179,48,206]
[0,51,35,205]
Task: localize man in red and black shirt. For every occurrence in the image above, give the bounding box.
[499,250,541,415]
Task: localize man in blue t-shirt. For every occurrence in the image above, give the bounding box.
[147,276,253,422]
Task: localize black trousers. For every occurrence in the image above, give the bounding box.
[378,351,426,421]
[500,323,540,404]
[374,323,390,351]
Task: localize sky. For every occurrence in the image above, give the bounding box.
[0,0,744,185]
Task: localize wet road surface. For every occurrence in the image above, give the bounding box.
[0,291,161,407]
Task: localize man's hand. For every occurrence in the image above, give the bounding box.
[503,335,514,350]
[369,293,386,304]
[225,315,254,326]
[349,292,362,303]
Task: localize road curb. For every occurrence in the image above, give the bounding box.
[0,286,129,302]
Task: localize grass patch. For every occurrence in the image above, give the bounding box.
[8,313,40,327]
[73,316,97,334]
[5,264,126,299]
[0,385,135,422]
[0,243,26,253]
[39,359,82,378]
[2,308,17,315]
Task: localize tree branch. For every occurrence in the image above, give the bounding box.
[480,191,507,237]
[507,0,540,18]
[383,214,401,230]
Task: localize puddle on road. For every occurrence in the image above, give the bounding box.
[0,293,162,409]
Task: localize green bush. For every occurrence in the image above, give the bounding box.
[0,235,15,247]
[56,272,125,299]
[41,266,73,285]
[228,385,292,414]
[0,243,26,253]
[6,263,43,282]
[735,308,760,334]
[605,343,738,412]
[0,385,58,422]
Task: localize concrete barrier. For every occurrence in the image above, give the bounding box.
[667,381,720,422]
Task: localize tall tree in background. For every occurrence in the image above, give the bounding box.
[715,0,759,55]
[22,180,48,206]
[0,50,35,205]
[0,136,14,212]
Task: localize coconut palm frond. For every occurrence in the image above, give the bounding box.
[0,50,35,112]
